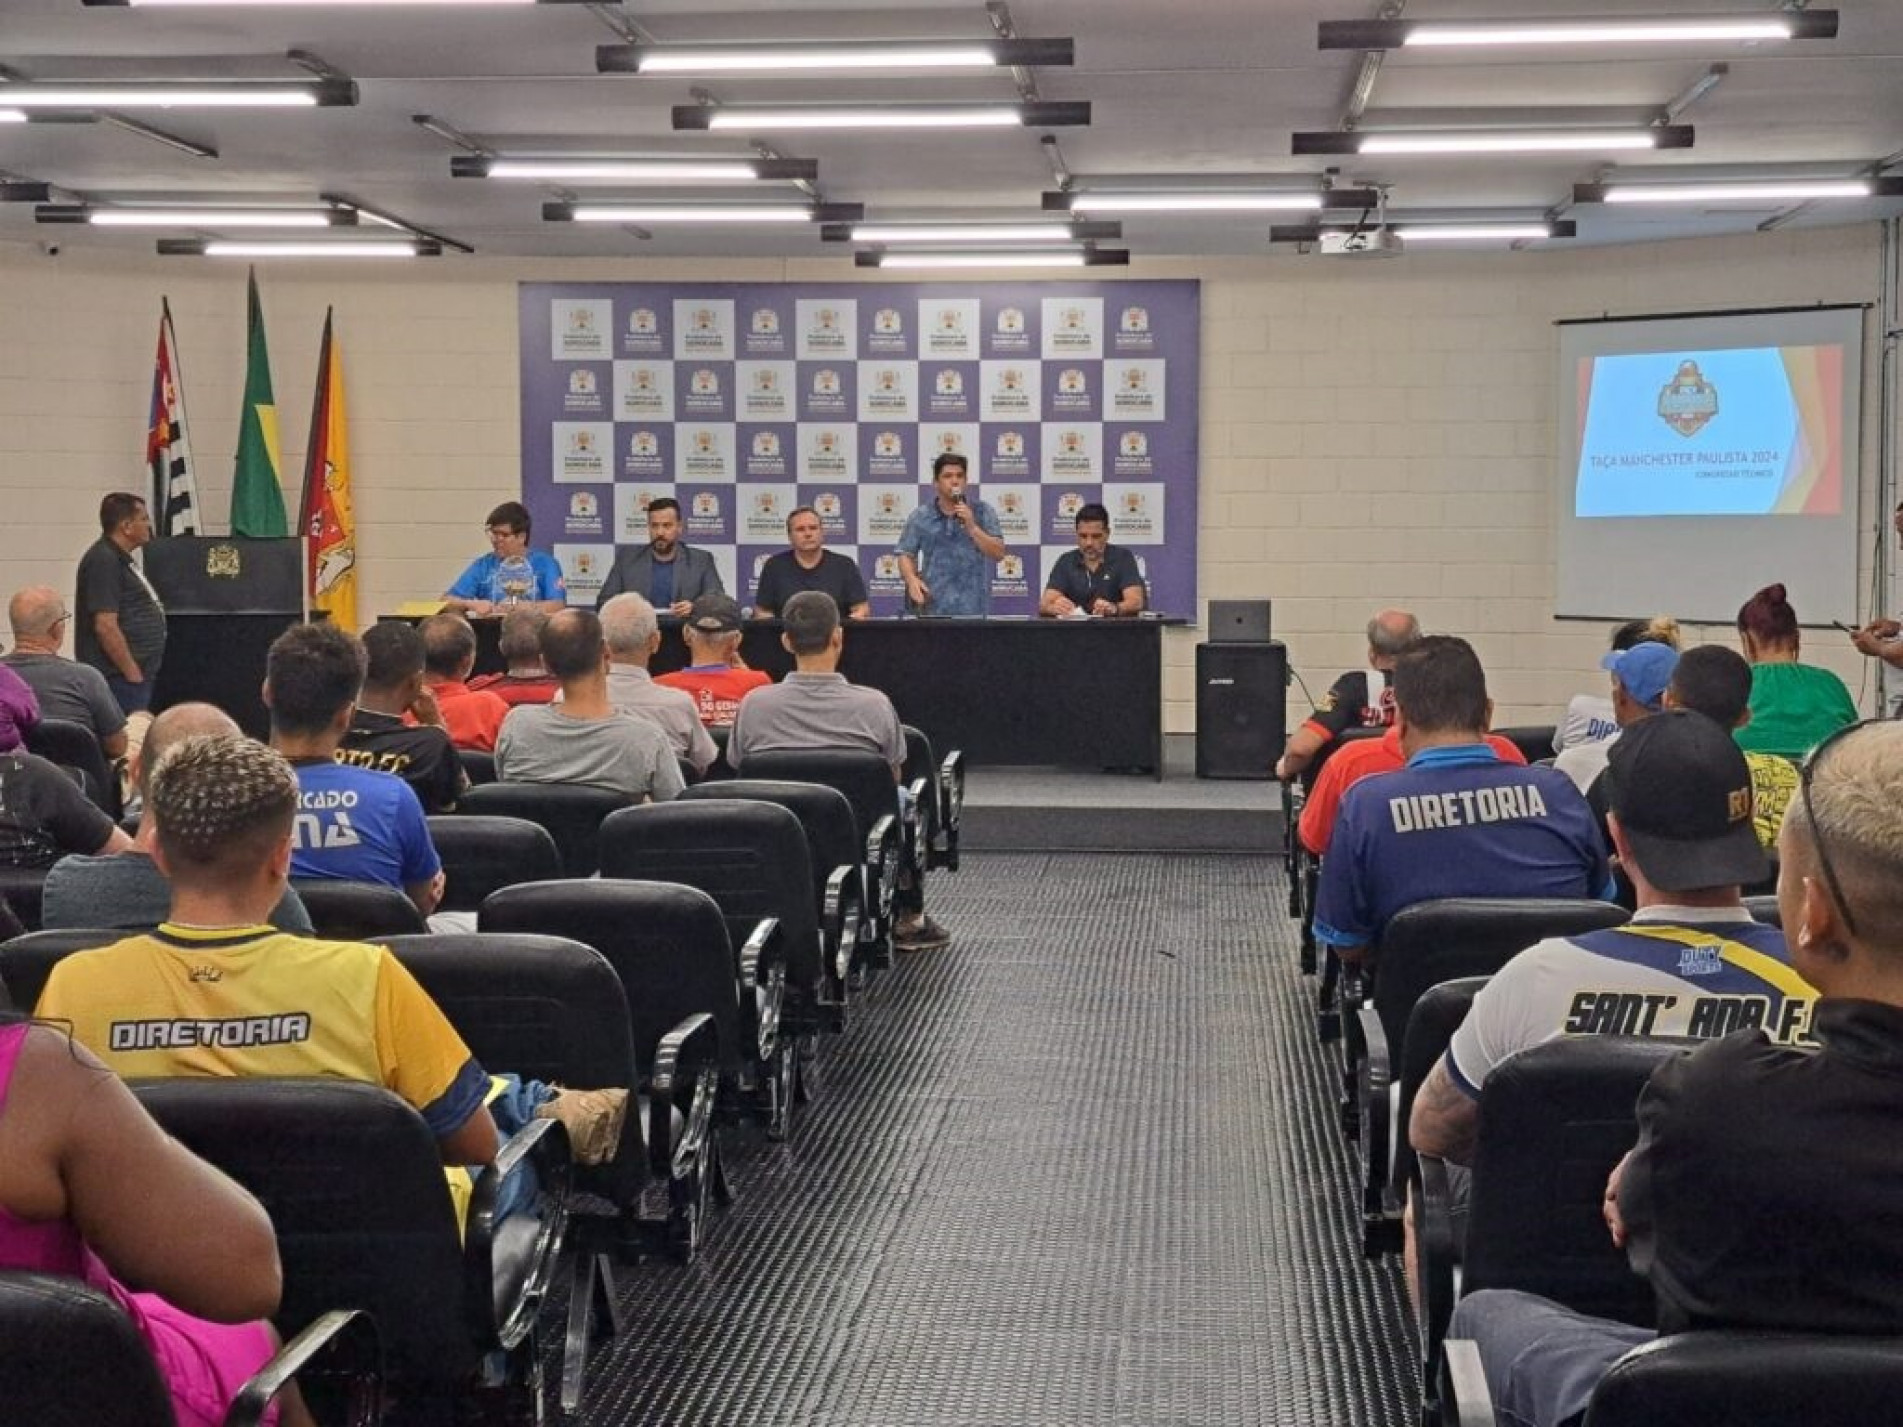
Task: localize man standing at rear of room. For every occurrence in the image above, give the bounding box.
[76,492,167,718]
[896,453,1005,618]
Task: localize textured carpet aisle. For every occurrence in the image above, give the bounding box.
[579,852,1417,1426]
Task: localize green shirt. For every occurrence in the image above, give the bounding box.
[1735,661,1857,759]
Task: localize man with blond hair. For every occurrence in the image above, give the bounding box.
[5,584,127,760]
[595,593,717,776]
[1276,608,1421,782]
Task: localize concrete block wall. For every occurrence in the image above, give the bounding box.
[0,227,1888,739]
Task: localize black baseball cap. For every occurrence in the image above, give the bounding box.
[1604,710,1767,892]
[687,592,742,634]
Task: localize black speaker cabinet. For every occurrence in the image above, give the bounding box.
[1195,641,1286,780]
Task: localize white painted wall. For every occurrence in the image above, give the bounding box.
[0,225,1887,735]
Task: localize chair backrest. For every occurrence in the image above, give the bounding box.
[0,928,125,1012]
[679,779,861,910]
[1491,724,1559,766]
[900,724,938,822]
[1745,894,1782,928]
[1391,975,1489,1199]
[458,782,634,877]
[598,801,821,998]
[1585,1331,1903,1426]
[1463,1036,1691,1324]
[0,868,48,935]
[731,749,898,843]
[425,815,562,913]
[458,748,497,786]
[133,1077,477,1388]
[1372,898,1628,1057]
[0,1272,177,1427]
[289,879,428,941]
[1301,722,1386,790]
[25,719,118,818]
[479,879,740,1081]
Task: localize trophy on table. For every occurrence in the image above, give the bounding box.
[496,554,534,608]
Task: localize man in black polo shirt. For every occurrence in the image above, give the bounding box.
[752,507,870,621]
[337,620,467,813]
[1039,503,1146,619]
[74,492,167,718]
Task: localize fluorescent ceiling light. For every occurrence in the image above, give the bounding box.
[1587,179,1890,204]
[1318,11,1838,48]
[489,160,756,182]
[1395,224,1555,241]
[560,205,815,224]
[87,209,336,227]
[89,0,592,6]
[190,241,427,257]
[1070,192,1324,213]
[675,101,1089,133]
[603,38,1071,75]
[851,223,1081,243]
[0,80,354,109]
[1296,126,1692,156]
[0,110,24,124]
[867,251,1091,269]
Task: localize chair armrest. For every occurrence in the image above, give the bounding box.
[650,1011,718,1181]
[867,812,900,896]
[738,917,782,992]
[464,1115,570,1352]
[1359,1003,1392,1205]
[1418,1152,1463,1395]
[938,749,964,824]
[822,863,861,990]
[1439,1339,1496,1427]
[739,917,784,1062]
[225,1309,381,1427]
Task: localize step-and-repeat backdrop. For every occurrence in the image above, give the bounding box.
[519,280,1200,616]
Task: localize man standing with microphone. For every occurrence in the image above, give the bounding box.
[895,452,1007,618]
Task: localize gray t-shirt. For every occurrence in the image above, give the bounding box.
[495,703,685,801]
[728,671,904,775]
[600,666,718,774]
[1,654,127,745]
[75,538,167,676]
[43,851,313,933]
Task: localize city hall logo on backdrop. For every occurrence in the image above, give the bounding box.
[568,370,596,395]
[752,432,782,458]
[569,492,598,519]
[811,308,842,335]
[572,550,599,577]
[997,431,1025,458]
[691,369,720,396]
[630,431,658,458]
[997,308,1025,334]
[751,491,781,518]
[1121,307,1149,334]
[935,370,964,397]
[1122,368,1151,393]
[1059,430,1089,455]
[692,493,722,519]
[877,491,903,516]
[1657,360,1719,437]
[874,369,902,394]
[999,369,1026,393]
[815,492,843,519]
[1057,491,1085,520]
[751,309,779,334]
[937,308,964,335]
[632,489,660,513]
[875,431,903,458]
[1121,431,1149,458]
[813,431,841,457]
[752,369,780,394]
[628,367,660,393]
[998,492,1024,517]
[875,309,903,335]
[935,431,963,457]
[875,554,902,580]
[1122,490,1150,518]
[692,430,718,454]
[568,430,598,456]
[690,308,719,334]
[628,309,657,335]
[568,308,597,337]
[1059,307,1089,333]
[998,555,1025,581]
[1059,369,1087,395]
[813,369,842,396]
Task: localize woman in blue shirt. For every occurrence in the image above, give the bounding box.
[443,501,567,615]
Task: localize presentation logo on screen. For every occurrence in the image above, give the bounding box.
[1657,360,1719,436]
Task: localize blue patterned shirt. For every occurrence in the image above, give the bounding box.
[895,499,1002,617]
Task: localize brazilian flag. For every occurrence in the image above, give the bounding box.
[229,268,289,537]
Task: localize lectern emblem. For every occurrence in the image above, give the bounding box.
[206,545,241,579]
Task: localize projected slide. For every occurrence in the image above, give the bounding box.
[1575,345,1842,518]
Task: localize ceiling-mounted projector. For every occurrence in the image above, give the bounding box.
[1318,229,1403,256]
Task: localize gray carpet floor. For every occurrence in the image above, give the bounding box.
[580,851,1417,1426]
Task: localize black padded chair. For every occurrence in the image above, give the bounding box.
[0,928,124,1012]
[729,749,905,972]
[458,748,497,786]
[380,931,717,1413]
[901,724,964,873]
[0,868,48,935]
[1285,723,1386,977]
[25,719,120,819]
[679,779,867,1030]
[289,878,428,940]
[0,1270,379,1427]
[426,814,562,914]
[135,1076,570,1419]
[458,782,635,878]
[480,880,747,1250]
[1360,975,1488,1259]
[1490,724,1559,766]
[600,800,822,1134]
[1350,896,1627,1161]
[1745,894,1782,928]
[1418,1036,1691,1423]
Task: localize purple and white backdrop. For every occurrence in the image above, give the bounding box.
[519,281,1200,617]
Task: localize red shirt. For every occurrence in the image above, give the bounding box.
[653,665,772,729]
[427,679,511,753]
[466,671,560,708]
[1298,728,1528,856]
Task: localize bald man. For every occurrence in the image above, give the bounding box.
[41,702,312,932]
[5,584,126,760]
[1275,608,1422,781]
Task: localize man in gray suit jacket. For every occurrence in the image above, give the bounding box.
[595,497,725,616]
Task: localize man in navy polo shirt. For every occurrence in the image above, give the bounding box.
[1313,635,1609,962]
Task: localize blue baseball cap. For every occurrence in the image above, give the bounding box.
[1601,642,1678,710]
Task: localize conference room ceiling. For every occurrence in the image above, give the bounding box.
[3,0,1901,261]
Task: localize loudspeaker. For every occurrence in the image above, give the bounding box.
[1195,641,1286,780]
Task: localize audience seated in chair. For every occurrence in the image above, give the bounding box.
[35,734,627,1225]
[1554,616,1679,755]
[1552,641,1677,795]
[730,590,948,953]
[0,1003,303,1427]
[1734,582,1857,759]
[1408,710,1812,1306]
[1313,635,1610,966]
[266,622,445,919]
[43,703,310,933]
[337,621,468,814]
[1448,718,1903,1427]
[1298,724,1526,858]
[1666,644,1798,852]
[654,593,769,729]
[495,608,683,803]
[465,605,561,707]
[1275,607,1418,783]
[4,586,128,762]
[0,746,131,872]
[595,593,717,777]
[419,613,511,754]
